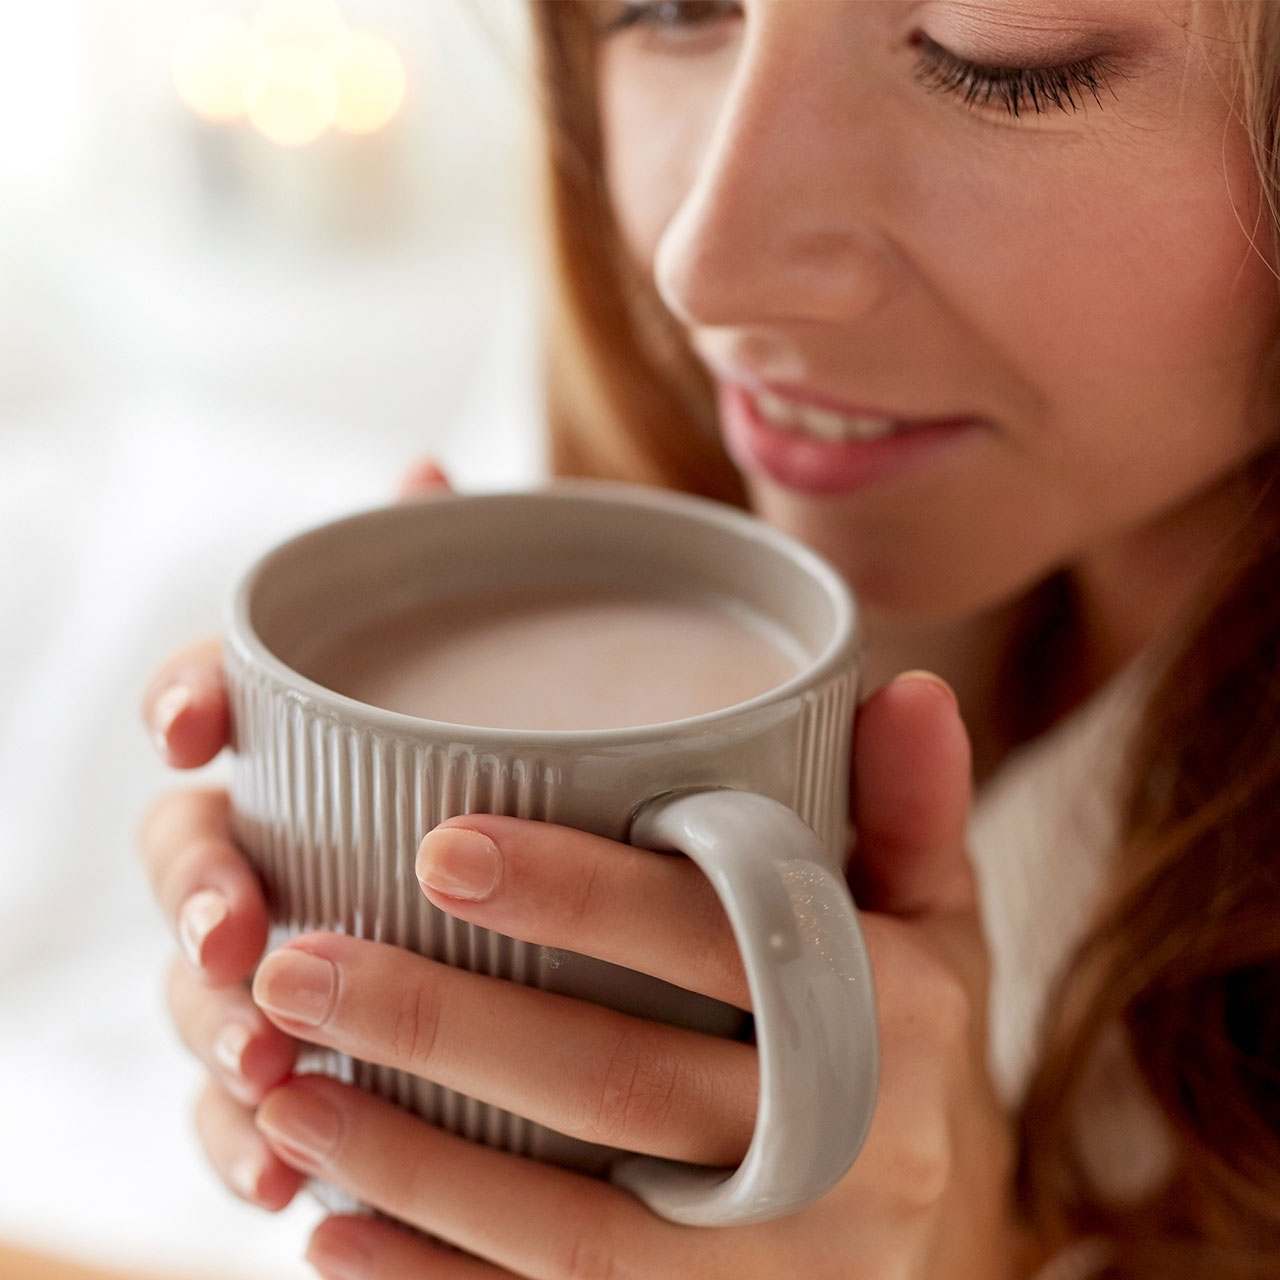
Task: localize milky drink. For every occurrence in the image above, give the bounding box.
[298,586,804,730]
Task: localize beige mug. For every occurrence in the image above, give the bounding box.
[224,482,878,1227]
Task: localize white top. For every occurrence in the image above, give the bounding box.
[968,659,1174,1210]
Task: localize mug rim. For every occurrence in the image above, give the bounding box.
[226,480,860,746]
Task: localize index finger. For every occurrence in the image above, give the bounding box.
[416,815,751,1010]
[141,636,230,768]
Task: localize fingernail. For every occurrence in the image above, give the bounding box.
[897,670,959,710]
[257,1087,343,1170]
[228,1150,265,1202]
[213,1020,252,1074]
[417,827,502,901]
[150,684,193,756]
[212,1022,258,1103]
[178,889,229,969]
[307,1228,373,1280]
[254,950,337,1027]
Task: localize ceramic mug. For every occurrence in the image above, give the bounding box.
[224,482,878,1228]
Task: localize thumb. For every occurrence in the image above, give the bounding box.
[849,670,975,918]
[397,458,453,500]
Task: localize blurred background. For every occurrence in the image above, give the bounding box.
[0,1,542,1275]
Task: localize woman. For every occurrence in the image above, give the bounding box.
[138,2,1280,1276]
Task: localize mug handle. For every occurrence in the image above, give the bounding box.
[613,789,879,1227]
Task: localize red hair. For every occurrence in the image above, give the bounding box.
[527,4,1280,1273]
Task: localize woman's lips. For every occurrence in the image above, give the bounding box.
[717,382,985,497]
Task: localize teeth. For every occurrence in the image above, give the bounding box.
[756,389,797,428]
[753,390,900,443]
[800,406,851,441]
[848,415,900,442]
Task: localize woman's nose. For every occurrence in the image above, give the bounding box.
[654,22,900,330]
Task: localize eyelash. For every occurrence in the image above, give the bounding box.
[911,33,1111,118]
[600,3,1113,121]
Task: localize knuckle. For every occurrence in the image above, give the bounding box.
[919,965,972,1048]
[889,1125,953,1212]
[892,945,972,1053]
[136,790,185,858]
[563,854,606,933]
[159,836,237,918]
[389,977,444,1072]
[702,935,750,1009]
[137,788,232,877]
[193,1078,232,1147]
[395,1143,438,1225]
[682,876,749,1006]
[557,1208,624,1280]
[164,958,201,1044]
[583,1030,683,1147]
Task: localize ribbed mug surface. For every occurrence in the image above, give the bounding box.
[225,485,860,1176]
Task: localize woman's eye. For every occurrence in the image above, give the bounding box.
[911,32,1113,119]
[599,0,744,46]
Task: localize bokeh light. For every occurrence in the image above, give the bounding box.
[331,33,407,135]
[244,43,339,147]
[253,0,347,54]
[174,4,408,145]
[172,13,263,123]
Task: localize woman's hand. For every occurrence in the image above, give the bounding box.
[139,634,305,1209]
[138,456,1017,1273]
[171,678,1014,1277]
[136,461,453,1210]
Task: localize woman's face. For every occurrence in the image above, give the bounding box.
[596,0,1280,623]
